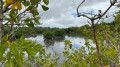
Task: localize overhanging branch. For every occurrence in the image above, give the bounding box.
[77,0,85,17]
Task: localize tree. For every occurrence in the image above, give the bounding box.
[0,0,61,67]
[0,0,49,45]
[76,0,118,67]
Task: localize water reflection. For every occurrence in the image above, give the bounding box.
[44,39,55,48]
[43,36,65,48]
[54,36,65,42]
[26,35,94,66]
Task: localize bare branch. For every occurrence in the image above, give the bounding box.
[77,0,85,17]
[87,20,92,26]
[79,14,91,19]
[95,0,117,20]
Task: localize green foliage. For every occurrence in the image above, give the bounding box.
[0,36,59,67]
[3,0,49,28]
[54,29,65,37]
[43,31,55,39]
[41,5,49,11]
[43,0,49,5]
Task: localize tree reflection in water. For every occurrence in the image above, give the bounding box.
[44,36,65,48]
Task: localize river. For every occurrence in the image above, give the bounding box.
[25,35,94,66]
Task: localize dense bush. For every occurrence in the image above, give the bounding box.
[43,31,55,39]
[54,29,65,37]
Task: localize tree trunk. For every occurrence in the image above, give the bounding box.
[0,1,3,46]
[91,20,103,67]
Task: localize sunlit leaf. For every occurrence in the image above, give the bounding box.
[41,5,49,11]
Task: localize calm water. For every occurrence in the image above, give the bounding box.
[25,35,95,66]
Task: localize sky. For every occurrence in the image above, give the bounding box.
[37,0,119,28]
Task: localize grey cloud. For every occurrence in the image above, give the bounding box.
[37,0,117,28]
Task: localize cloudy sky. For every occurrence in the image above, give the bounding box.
[37,0,119,28]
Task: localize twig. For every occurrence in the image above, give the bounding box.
[77,0,85,17]
[87,20,92,26]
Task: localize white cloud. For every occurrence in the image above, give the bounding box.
[38,0,119,28]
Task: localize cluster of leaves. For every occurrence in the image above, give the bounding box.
[0,36,59,67]
[62,40,99,67]
[3,0,49,28]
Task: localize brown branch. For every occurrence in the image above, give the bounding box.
[79,14,91,19]
[3,8,27,26]
[87,20,92,26]
[95,0,117,20]
[77,0,85,17]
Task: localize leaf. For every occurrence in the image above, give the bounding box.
[43,0,49,5]
[98,10,101,13]
[104,40,106,44]
[16,1,22,10]
[6,52,12,60]
[10,21,14,24]
[12,2,16,10]
[26,6,32,11]
[48,62,51,66]
[32,9,39,17]
[3,17,11,21]
[20,36,25,42]
[22,1,30,6]
[26,48,38,55]
[7,41,10,46]
[0,44,6,61]
[41,5,49,11]
[6,34,9,40]
[5,0,13,4]
[28,21,34,28]
[34,17,40,24]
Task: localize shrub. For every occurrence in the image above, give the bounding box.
[43,31,54,39]
[54,29,65,37]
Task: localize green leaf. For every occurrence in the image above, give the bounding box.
[41,5,49,11]
[43,0,49,5]
[20,36,25,42]
[34,17,40,24]
[3,17,11,21]
[32,9,39,17]
[0,44,6,61]
[30,21,34,28]
[26,48,38,55]
[26,6,32,11]
[6,52,12,60]
[22,1,30,6]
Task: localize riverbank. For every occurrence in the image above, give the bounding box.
[2,21,115,40]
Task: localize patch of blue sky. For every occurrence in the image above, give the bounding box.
[72,13,77,17]
[72,9,95,17]
[90,9,95,14]
[72,44,81,49]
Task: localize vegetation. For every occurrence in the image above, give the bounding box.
[61,19,120,67]
[2,22,116,40]
[43,31,55,40]
[1,36,59,67]
[2,24,89,39]
[1,0,120,67]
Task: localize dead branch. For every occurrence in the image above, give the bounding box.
[77,0,85,17]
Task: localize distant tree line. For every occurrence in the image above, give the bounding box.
[2,21,116,40]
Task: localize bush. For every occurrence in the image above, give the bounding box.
[43,31,55,39]
[54,29,65,37]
